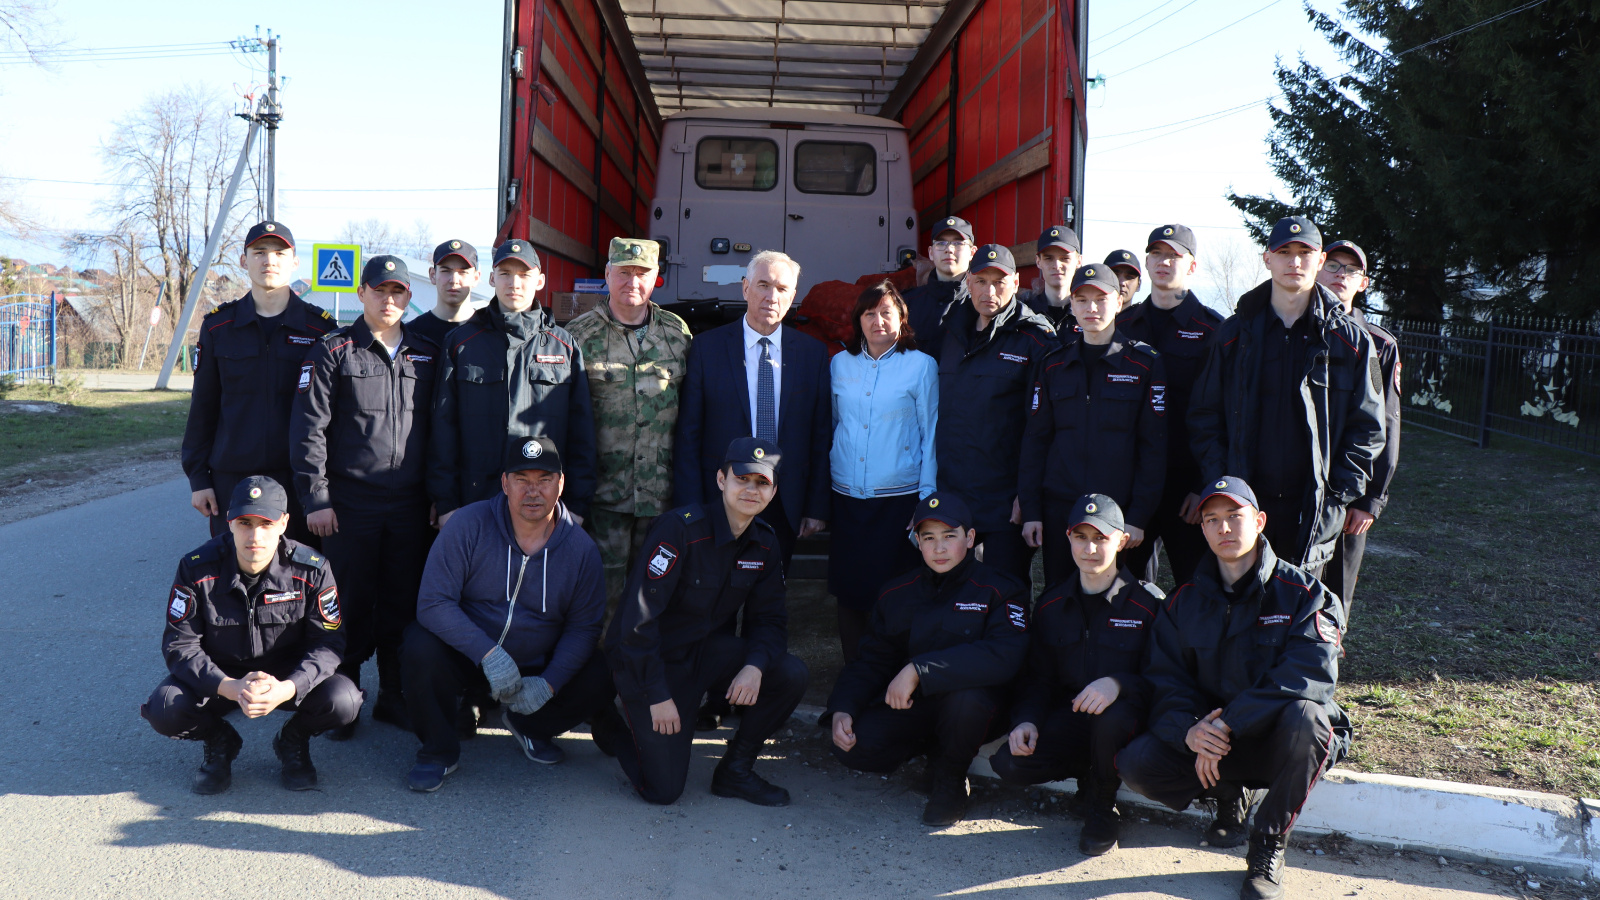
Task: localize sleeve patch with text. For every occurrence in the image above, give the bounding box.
[647,543,678,579]
[167,586,195,624]
[317,586,342,629]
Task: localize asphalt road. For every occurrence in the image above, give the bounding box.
[0,477,1510,898]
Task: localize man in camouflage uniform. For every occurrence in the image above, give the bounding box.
[568,238,693,605]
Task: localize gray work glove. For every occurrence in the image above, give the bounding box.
[480,646,523,702]
[507,676,554,716]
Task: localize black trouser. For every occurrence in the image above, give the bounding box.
[977,523,1033,586]
[1258,496,1327,580]
[142,672,361,739]
[1117,699,1334,836]
[607,634,808,805]
[1122,483,1210,589]
[209,469,317,548]
[322,497,432,689]
[1040,500,1075,588]
[400,623,614,767]
[989,698,1144,788]
[832,686,1007,774]
[1322,530,1365,617]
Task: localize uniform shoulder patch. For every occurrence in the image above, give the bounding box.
[291,544,328,569]
[646,542,678,579]
[1006,602,1028,632]
[204,298,240,317]
[318,307,335,320]
[167,585,196,624]
[183,539,224,567]
[317,585,341,630]
[678,505,705,524]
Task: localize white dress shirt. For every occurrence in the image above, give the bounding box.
[741,317,783,432]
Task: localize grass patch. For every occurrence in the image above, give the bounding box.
[0,381,189,475]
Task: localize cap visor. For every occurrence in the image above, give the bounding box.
[362,277,409,289]
[727,462,775,481]
[1198,490,1254,509]
[228,504,285,522]
[435,252,476,267]
[1268,238,1320,253]
[246,235,294,250]
[1145,240,1190,256]
[913,513,966,531]
[1068,515,1121,536]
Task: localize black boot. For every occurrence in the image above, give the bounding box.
[711,736,790,807]
[1206,782,1252,848]
[371,647,412,731]
[325,666,360,742]
[1241,831,1288,900]
[922,761,970,826]
[588,705,628,759]
[1078,773,1122,856]
[273,716,319,791]
[191,720,243,795]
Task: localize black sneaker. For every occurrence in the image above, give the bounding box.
[711,746,791,807]
[371,690,412,732]
[1206,783,1252,848]
[273,727,319,791]
[1241,832,1288,900]
[503,709,565,764]
[192,722,243,795]
[922,767,970,826]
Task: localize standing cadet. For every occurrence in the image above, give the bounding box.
[429,239,598,528]
[408,239,481,348]
[1118,476,1350,900]
[291,255,439,737]
[598,438,809,806]
[990,494,1162,856]
[567,237,692,605]
[1104,250,1143,312]
[1315,240,1401,613]
[1116,224,1224,587]
[936,244,1056,583]
[1021,225,1082,335]
[902,215,976,351]
[1019,264,1166,586]
[1189,217,1386,578]
[182,221,336,544]
[827,492,1029,826]
[141,477,360,794]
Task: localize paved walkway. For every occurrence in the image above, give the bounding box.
[57,369,193,391]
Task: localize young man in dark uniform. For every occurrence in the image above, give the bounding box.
[1117,476,1350,900]
[1020,264,1166,586]
[291,255,440,737]
[1104,249,1143,312]
[990,494,1161,855]
[600,437,809,807]
[827,492,1029,826]
[1020,225,1082,335]
[407,239,481,348]
[902,215,976,351]
[141,476,360,794]
[182,221,336,544]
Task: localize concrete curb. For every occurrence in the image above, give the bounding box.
[791,704,1598,879]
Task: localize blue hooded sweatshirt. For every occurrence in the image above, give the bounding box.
[417,494,605,692]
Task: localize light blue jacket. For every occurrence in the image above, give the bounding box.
[829,345,939,499]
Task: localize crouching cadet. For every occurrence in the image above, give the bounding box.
[1117,476,1350,900]
[826,492,1028,826]
[142,476,360,794]
[989,494,1161,856]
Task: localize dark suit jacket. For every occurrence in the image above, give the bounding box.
[673,321,832,529]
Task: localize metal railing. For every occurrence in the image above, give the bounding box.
[0,294,56,382]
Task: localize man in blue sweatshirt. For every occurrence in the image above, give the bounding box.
[401,436,611,792]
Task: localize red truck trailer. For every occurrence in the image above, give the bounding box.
[495,0,1088,320]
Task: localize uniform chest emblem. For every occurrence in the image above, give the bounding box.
[647,543,678,579]
[954,601,988,613]
[737,559,764,571]
[286,334,314,346]
[298,363,313,392]
[1258,613,1292,626]
[1108,617,1144,629]
[168,586,195,624]
[1177,330,1205,340]
[1007,603,1028,631]
[406,354,433,364]
[535,354,567,365]
[1106,373,1139,384]
[263,590,301,604]
[997,352,1028,364]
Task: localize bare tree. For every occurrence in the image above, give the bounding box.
[0,1,61,68]
[338,218,400,255]
[406,218,433,260]
[1201,233,1265,313]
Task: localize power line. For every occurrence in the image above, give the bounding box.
[1104,0,1293,79]
[1390,0,1553,58]
[1,176,493,193]
[1089,0,1196,47]
[0,40,241,64]
[1092,0,1208,56]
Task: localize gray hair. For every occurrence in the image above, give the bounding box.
[746,249,801,284]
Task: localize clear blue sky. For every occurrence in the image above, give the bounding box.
[0,0,1347,299]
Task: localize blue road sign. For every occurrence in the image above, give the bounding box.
[312,244,360,293]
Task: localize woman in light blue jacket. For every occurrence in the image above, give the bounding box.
[828,280,939,661]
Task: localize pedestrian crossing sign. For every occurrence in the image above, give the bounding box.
[311,244,360,293]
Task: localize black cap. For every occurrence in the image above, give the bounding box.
[1071,264,1121,296]
[724,437,781,481]
[971,243,1016,275]
[931,216,974,243]
[1068,493,1125,536]
[1104,249,1142,276]
[1199,475,1259,510]
[1036,225,1081,254]
[361,255,410,289]
[1147,224,1196,257]
[433,239,479,268]
[912,492,972,532]
[1267,216,1322,252]
[1325,240,1367,270]
[505,435,563,474]
[244,220,295,250]
[493,239,542,270]
[228,475,288,521]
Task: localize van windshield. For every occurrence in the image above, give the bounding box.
[794,141,877,195]
[695,138,779,191]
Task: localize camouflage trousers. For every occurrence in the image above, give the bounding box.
[586,507,656,614]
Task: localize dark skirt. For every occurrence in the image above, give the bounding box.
[828,492,922,611]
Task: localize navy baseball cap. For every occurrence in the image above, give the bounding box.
[1071,264,1121,296]
[228,475,288,521]
[931,216,974,243]
[1147,224,1196,257]
[505,435,563,474]
[724,437,781,481]
[912,492,973,532]
[244,220,295,250]
[972,243,1016,275]
[1325,240,1367,270]
[433,239,479,268]
[493,239,542,270]
[1104,249,1142,276]
[1036,225,1081,254]
[1267,216,1322,252]
[1068,493,1125,536]
[361,255,409,289]
[1199,475,1259,510]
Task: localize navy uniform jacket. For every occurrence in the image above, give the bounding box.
[603,503,787,705]
[1018,332,1167,530]
[1117,291,1223,496]
[1020,288,1078,341]
[181,291,336,492]
[289,316,440,512]
[162,534,344,700]
[1349,310,1401,518]
[825,556,1029,719]
[1011,568,1163,727]
[902,276,965,352]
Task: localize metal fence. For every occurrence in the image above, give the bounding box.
[1374,314,1600,457]
[0,294,56,382]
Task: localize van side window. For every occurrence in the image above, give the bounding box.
[695,138,779,191]
[793,141,877,195]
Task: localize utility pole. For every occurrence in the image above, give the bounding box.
[263,33,281,219]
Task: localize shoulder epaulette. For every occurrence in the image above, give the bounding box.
[655,305,692,334]
[321,325,354,344]
[203,298,240,318]
[289,543,329,569]
[181,537,226,567]
[315,306,335,322]
[677,505,705,525]
[1138,579,1168,601]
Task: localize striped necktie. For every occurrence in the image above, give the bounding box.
[756,337,777,442]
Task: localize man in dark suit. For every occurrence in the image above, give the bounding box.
[674,250,832,569]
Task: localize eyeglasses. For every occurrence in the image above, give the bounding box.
[931,239,972,250]
[1322,260,1365,277]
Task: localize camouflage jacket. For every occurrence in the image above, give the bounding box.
[567,300,692,516]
